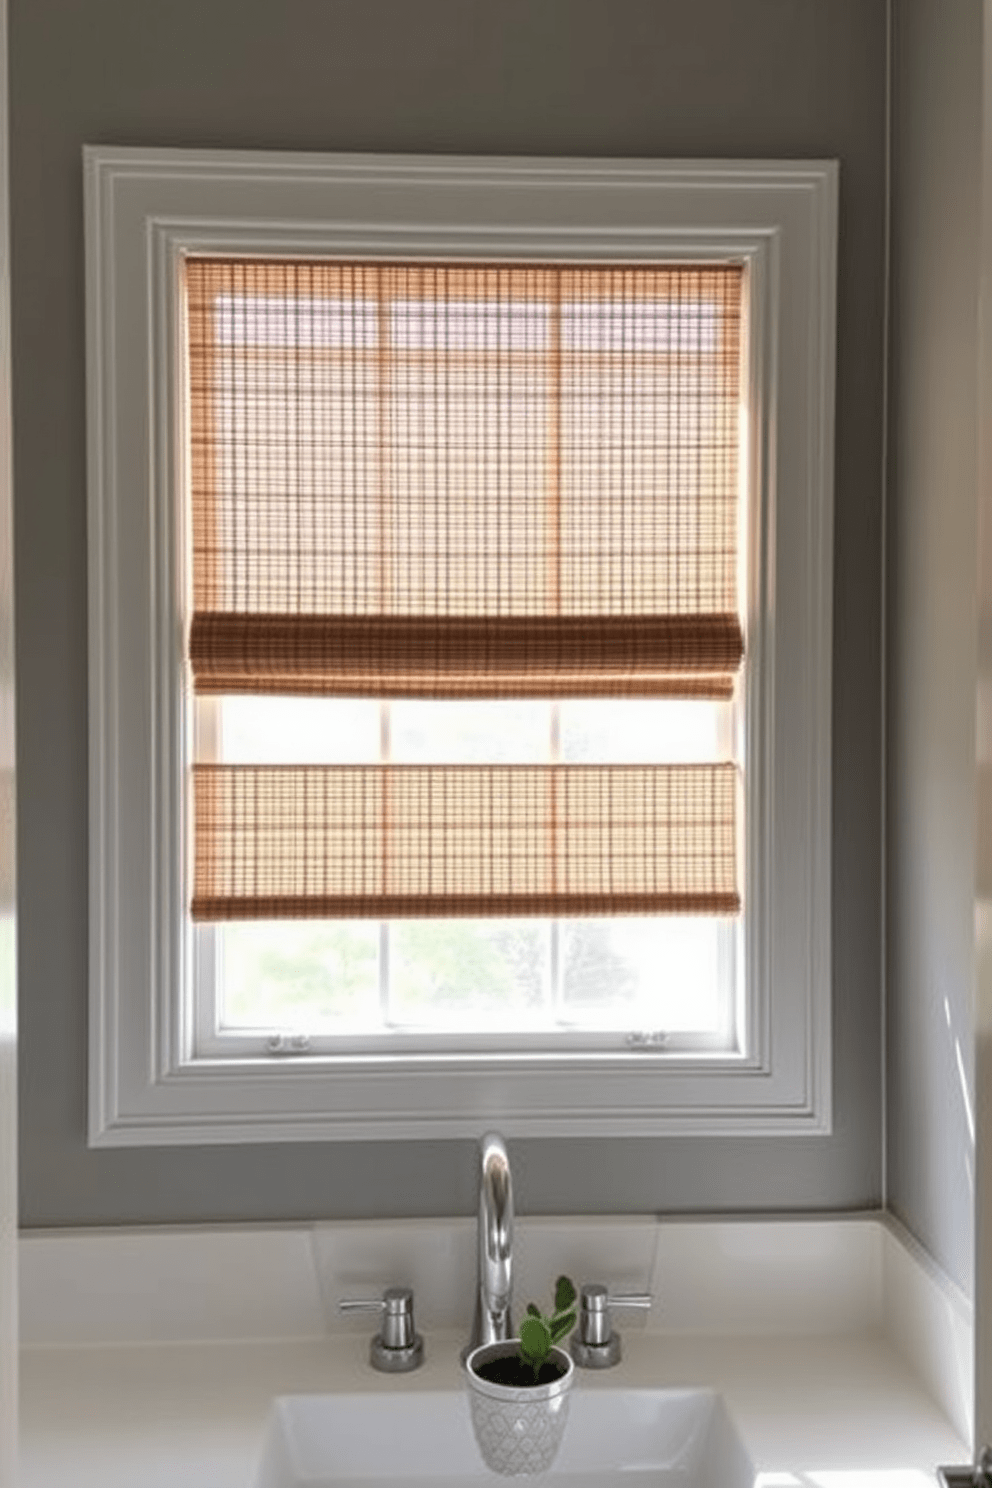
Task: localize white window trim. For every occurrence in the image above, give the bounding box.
[85,147,836,1146]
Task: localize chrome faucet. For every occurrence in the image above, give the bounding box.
[466,1131,514,1355]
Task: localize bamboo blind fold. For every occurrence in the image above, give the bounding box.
[185,257,745,922]
[187,260,744,699]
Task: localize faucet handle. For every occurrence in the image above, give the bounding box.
[604,1290,652,1311]
[338,1286,425,1372]
[571,1283,652,1369]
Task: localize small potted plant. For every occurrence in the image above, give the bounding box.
[465,1276,578,1476]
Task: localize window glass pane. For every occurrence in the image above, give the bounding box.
[218,920,380,1029]
[390,700,550,763]
[217,696,381,763]
[559,699,723,763]
[213,697,726,766]
[560,918,725,1033]
[213,915,730,1038]
[388,919,550,1027]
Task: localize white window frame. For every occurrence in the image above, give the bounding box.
[85,147,837,1146]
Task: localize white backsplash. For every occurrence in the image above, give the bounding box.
[314,1215,658,1336]
[17,1213,973,1445]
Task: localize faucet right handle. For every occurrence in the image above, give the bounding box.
[571,1283,652,1369]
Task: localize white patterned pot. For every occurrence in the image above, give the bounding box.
[465,1341,575,1476]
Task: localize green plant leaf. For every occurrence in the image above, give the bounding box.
[554,1275,577,1312]
[550,1310,577,1344]
[518,1278,577,1376]
[519,1315,551,1363]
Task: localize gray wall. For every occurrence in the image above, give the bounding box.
[886,0,982,1298]
[0,0,17,1466]
[10,0,887,1227]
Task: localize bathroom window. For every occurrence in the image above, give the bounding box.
[187,259,742,1056]
[85,149,836,1142]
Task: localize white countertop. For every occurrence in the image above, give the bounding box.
[19,1328,968,1488]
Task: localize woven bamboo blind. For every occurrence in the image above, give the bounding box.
[185,257,745,921]
[192,764,739,919]
[187,259,744,698]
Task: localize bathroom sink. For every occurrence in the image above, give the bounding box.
[253,1385,754,1487]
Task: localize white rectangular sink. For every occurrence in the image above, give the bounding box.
[254,1386,754,1487]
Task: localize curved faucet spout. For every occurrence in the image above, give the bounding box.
[469,1132,514,1353]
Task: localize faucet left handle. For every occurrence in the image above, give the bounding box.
[338,1285,425,1373]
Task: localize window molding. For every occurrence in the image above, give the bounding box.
[85,147,837,1145]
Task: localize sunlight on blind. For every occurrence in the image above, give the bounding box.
[187,260,744,698]
[185,257,745,923]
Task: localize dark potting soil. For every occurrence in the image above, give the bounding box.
[473,1356,568,1388]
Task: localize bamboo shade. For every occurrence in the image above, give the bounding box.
[185,256,745,924]
[192,764,740,920]
[186,259,744,699]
